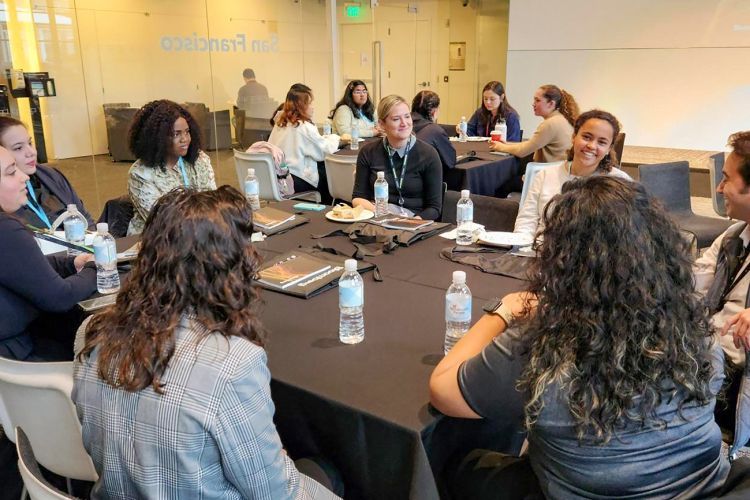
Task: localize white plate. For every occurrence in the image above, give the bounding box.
[325,208,374,223]
[478,231,534,248]
[449,136,491,142]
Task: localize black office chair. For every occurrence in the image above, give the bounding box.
[96,195,134,238]
[442,190,519,231]
[638,161,733,248]
[708,152,728,218]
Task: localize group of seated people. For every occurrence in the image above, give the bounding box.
[3,76,750,498]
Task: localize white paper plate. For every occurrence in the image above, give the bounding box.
[478,231,534,248]
[450,136,491,142]
[325,209,374,223]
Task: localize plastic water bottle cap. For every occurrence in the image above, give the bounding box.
[452,270,466,284]
[96,222,109,234]
[247,168,255,176]
[344,259,358,272]
[67,204,77,212]
[376,171,385,179]
[461,116,466,121]
[460,189,470,198]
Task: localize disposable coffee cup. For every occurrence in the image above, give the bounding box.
[490,131,502,142]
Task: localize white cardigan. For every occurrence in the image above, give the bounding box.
[268,121,339,188]
[514,161,632,238]
[331,105,377,138]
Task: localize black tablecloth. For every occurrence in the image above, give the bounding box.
[257,201,527,499]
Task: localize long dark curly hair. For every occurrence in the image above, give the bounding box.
[79,186,264,393]
[566,109,622,172]
[518,176,714,444]
[328,80,375,122]
[127,99,202,168]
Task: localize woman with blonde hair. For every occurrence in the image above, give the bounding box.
[352,94,443,220]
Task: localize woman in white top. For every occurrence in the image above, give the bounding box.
[329,80,380,141]
[269,83,340,204]
[514,109,631,239]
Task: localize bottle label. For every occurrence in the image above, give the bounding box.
[374,184,388,200]
[339,282,363,308]
[245,180,259,196]
[445,293,471,322]
[457,205,473,222]
[94,241,116,266]
[64,218,85,241]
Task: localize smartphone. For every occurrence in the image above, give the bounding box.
[293,202,326,211]
[78,294,117,312]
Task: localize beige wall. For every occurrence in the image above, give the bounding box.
[506,0,750,150]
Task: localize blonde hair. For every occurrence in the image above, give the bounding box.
[377,95,408,123]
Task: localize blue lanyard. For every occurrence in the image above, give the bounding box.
[177,157,190,187]
[25,180,52,229]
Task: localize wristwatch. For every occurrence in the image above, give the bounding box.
[482,297,514,327]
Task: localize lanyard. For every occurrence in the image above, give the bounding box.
[177,157,190,187]
[384,137,413,206]
[720,247,750,309]
[25,180,52,229]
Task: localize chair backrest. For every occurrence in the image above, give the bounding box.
[709,152,727,217]
[638,161,692,213]
[324,154,357,204]
[520,162,562,206]
[0,358,97,481]
[612,132,626,165]
[96,194,134,238]
[442,190,520,231]
[233,149,283,201]
[16,427,77,500]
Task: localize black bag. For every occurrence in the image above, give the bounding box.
[440,246,533,281]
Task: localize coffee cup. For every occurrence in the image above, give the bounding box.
[490,131,502,142]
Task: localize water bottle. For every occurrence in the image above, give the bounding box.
[339,259,364,344]
[445,271,472,354]
[323,121,332,136]
[63,204,86,256]
[244,168,261,210]
[494,119,507,142]
[93,222,120,295]
[459,116,468,142]
[374,171,389,217]
[350,120,360,151]
[456,189,474,246]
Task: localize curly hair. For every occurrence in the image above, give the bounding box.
[411,90,440,121]
[566,109,622,172]
[729,131,750,185]
[518,176,714,444]
[79,186,264,393]
[539,84,579,127]
[277,83,313,127]
[127,99,202,168]
[328,80,375,122]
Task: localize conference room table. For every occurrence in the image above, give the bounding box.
[253,201,528,499]
[335,138,519,198]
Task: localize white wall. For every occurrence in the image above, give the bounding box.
[506,0,750,150]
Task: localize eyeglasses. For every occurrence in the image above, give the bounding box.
[172,129,191,140]
[352,90,368,95]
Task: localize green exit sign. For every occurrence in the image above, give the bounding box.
[345,5,361,17]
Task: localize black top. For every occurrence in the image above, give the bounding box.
[0,214,97,360]
[411,112,456,170]
[352,137,443,220]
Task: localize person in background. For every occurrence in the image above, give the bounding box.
[269,83,339,204]
[0,116,93,229]
[73,186,341,499]
[514,109,630,239]
[329,80,380,141]
[236,67,269,118]
[126,99,216,235]
[411,90,456,171]
[461,81,521,141]
[430,175,739,499]
[352,95,443,220]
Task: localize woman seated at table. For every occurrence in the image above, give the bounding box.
[73,186,341,499]
[461,81,521,141]
[411,90,455,171]
[514,109,631,239]
[269,83,339,205]
[127,99,216,235]
[352,95,443,220]
[430,175,736,499]
[329,80,380,140]
[0,145,96,361]
[0,116,93,229]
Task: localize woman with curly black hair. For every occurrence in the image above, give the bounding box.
[431,176,734,498]
[329,80,380,140]
[73,186,340,499]
[126,99,216,235]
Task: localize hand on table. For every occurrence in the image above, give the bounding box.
[488,140,507,152]
[722,308,750,351]
[74,253,95,273]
